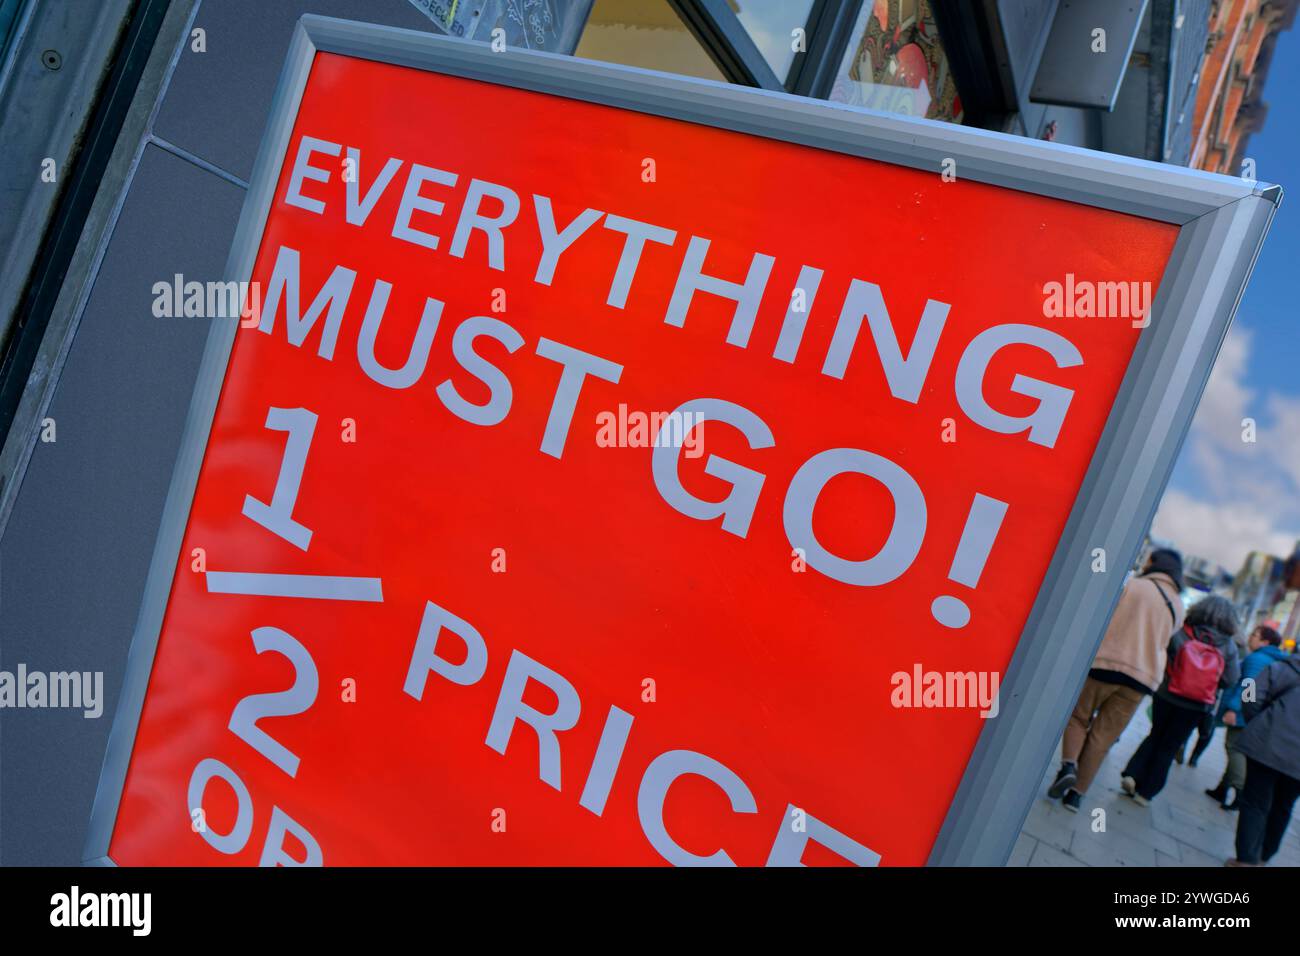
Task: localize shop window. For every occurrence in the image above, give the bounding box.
[575,0,726,81]
[733,0,815,83]
[407,0,593,52]
[829,0,963,123]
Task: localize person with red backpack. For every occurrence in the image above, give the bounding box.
[1121,595,1241,806]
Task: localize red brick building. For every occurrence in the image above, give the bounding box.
[1191,0,1299,172]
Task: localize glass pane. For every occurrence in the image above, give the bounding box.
[829,0,963,123]
[575,0,726,81]
[406,0,595,53]
[0,0,27,64]
[732,0,815,82]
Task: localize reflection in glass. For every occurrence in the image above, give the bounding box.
[575,0,726,81]
[732,0,815,82]
[409,0,594,53]
[830,0,963,123]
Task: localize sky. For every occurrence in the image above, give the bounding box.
[1150,24,1300,573]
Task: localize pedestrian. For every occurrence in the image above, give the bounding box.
[1227,652,1300,866]
[1207,625,1286,809]
[1121,595,1241,805]
[1047,549,1185,811]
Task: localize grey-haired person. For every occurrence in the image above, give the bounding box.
[1121,594,1241,805]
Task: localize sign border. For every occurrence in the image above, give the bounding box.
[84,14,1281,866]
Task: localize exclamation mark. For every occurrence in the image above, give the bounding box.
[931,494,1009,629]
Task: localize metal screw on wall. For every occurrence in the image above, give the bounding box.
[41,49,62,70]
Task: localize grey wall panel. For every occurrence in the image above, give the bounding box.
[153,0,439,181]
[0,145,243,865]
[1165,0,1211,165]
[996,0,1057,95]
[1030,0,1150,110]
[1100,52,1152,158]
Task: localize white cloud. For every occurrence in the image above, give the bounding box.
[1152,489,1297,570]
[1151,325,1300,571]
[1260,392,1300,492]
[1194,326,1255,451]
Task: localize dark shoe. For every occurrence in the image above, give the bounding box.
[1206,784,1228,802]
[1189,757,1200,768]
[1062,789,1082,813]
[1174,746,1185,765]
[1048,762,1078,799]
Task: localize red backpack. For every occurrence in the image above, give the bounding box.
[1166,625,1225,705]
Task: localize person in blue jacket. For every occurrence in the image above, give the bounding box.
[1206,624,1287,809]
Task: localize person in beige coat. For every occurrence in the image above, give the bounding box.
[1046,549,1186,811]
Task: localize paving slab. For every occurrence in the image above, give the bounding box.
[1011,699,1300,867]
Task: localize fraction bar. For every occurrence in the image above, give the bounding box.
[206,571,384,602]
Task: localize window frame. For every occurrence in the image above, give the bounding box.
[667,0,864,94]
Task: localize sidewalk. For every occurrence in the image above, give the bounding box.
[1011,703,1300,866]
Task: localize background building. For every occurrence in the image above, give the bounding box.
[1189,0,1299,173]
[1226,541,1300,648]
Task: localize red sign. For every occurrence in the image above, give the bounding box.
[108,51,1177,865]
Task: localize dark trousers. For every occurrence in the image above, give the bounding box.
[1235,758,1300,864]
[1189,711,1217,764]
[1123,695,1204,799]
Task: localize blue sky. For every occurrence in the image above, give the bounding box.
[1151,24,1300,571]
